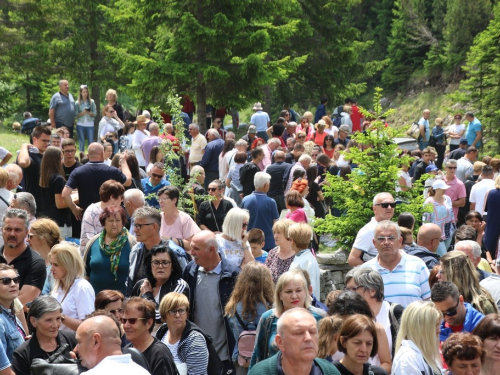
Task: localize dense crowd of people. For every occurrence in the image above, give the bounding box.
[1,83,500,374]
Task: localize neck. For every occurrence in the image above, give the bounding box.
[3,244,27,260]
[281,355,313,375]
[105,231,120,242]
[163,208,179,218]
[37,333,58,349]
[340,356,364,375]
[446,173,454,180]
[278,243,294,255]
[202,256,221,272]
[37,244,52,262]
[0,298,12,310]
[63,159,75,167]
[379,252,402,271]
[143,236,161,250]
[481,359,500,375]
[133,334,154,352]
[167,326,183,342]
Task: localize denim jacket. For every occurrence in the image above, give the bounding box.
[75,99,96,125]
[0,306,25,360]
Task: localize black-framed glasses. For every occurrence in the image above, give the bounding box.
[168,308,187,316]
[344,285,365,292]
[0,276,20,285]
[151,260,172,268]
[375,202,396,208]
[441,300,460,317]
[207,187,218,192]
[120,317,146,324]
[63,149,76,154]
[151,173,164,179]
[134,223,155,230]
[108,309,123,315]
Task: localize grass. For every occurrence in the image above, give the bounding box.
[0,125,29,163]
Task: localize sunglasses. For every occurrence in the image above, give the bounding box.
[442,300,460,317]
[375,202,396,208]
[298,136,305,139]
[447,166,457,170]
[108,309,123,315]
[0,276,20,285]
[151,173,164,179]
[27,233,37,240]
[120,317,146,325]
[207,187,218,192]
[167,308,187,316]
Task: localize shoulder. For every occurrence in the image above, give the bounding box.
[315,358,342,375]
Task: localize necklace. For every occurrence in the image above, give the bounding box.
[41,344,59,357]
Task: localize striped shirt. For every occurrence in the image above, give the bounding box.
[161,330,209,375]
[362,251,430,308]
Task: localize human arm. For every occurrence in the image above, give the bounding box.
[471,129,482,148]
[18,286,42,306]
[112,112,124,129]
[62,186,83,220]
[49,108,56,126]
[375,323,392,374]
[241,239,255,267]
[183,332,209,375]
[418,120,427,141]
[266,126,273,138]
[398,174,408,192]
[452,197,465,208]
[348,248,365,266]
[0,151,12,167]
[16,143,32,168]
[317,190,325,201]
[470,202,476,211]
[119,155,132,187]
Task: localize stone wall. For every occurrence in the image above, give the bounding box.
[317,250,353,302]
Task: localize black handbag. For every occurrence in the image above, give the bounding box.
[30,344,85,375]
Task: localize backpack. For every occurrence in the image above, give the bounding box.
[234,311,258,368]
[332,105,343,127]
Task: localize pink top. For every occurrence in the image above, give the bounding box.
[297,124,314,141]
[160,211,200,240]
[443,175,466,219]
[285,208,308,223]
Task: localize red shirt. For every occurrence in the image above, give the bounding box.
[160,133,181,154]
[351,105,363,133]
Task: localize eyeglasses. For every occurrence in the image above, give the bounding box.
[242,222,249,229]
[120,317,146,325]
[158,196,170,202]
[298,136,305,139]
[208,187,218,192]
[344,285,365,292]
[374,202,396,208]
[151,173,164,179]
[151,260,172,268]
[63,149,76,154]
[376,236,397,243]
[168,308,187,316]
[108,309,123,315]
[27,233,37,240]
[447,166,457,170]
[0,276,20,285]
[441,300,460,317]
[454,117,461,120]
[80,85,88,89]
[134,223,155,230]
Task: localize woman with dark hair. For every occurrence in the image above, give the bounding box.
[297,116,314,141]
[220,139,236,180]
[472,314,500,374]
[306,166,326,218]
[75,84,96,152]
[12,296,77,375]
[464,210,493,266]
[119,121,136,152]
[147,146,164,175]
[95,289,125,320]
[323,134,336,159]
[123,151,144,191]
[98,104,124,141]
[39,146,72,238]
[197,179,233,233]
[131,244,189,324]
[397,212,416,231]
[442,333,483,375]
[284,190,307,223]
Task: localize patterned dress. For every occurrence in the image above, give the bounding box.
[265,247,295,283]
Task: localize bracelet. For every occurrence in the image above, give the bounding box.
[61,314,65,322]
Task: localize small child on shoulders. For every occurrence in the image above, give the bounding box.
[247,228,268,265]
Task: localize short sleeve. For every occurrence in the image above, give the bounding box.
[74,280,96,320]
[110,166,127,185]
[23,255,47,291]
[419,262,431,300]
[457,182,467,199]
[181,213,201,239]
[49,94,59,109]
[65,169,77,189]
[0,147,7,160]
[0,339,11,372]
[53,175,66,195]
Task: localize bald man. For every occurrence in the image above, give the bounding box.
[403,223,441,271]
[5,164,22,193]
[418,109,431,151]
[62,143,132,220]
[265,150,291,212]
[74,315,150,374]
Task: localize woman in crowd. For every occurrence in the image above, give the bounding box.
[313,120,328,147]
[122,297,177,375]
[197,179,233,233]
[317,315,344,361]
[147,146,164,174]
[84,206,136,295]
[98,104,124,141]
[0,264,25,362]
[75,84,96,152]
[49,242,95,331]
[423,180,455,256]
[442,333,483,375]
[448,114,466,152]
[250,138,265,150]
[306,166,326,219]
[12,295,77,375]
[159,186,200,251]
[122,150,144,190]
[158,292,221,375]
[225,262,274,373]
[80,180,125,255]
[131,244,189,324]
[215,207,254,267]
[296,131,307,144]
[119,121,136,152]
[297,115,314,141]
[250,270,323,367]
[472,314,500,375]
[333,314,387,375]
[265,219,295,283]
[105,88,125,122]
[464,210,486,249]
[392,301,442,375]
[39,146,72,238]
[290,178,315,220]
[94,289,127,346]
[396,153,413,192]
[225,152,247,206]
[28,219,62,295]
[219,139,236,180]
[322,134,336,159]
[345,267,404,358]
[284,190,308,224]
[438,251,497,314]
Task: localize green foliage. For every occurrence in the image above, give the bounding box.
[315,88,426,249]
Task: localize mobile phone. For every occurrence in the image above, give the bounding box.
[85,107,91,111]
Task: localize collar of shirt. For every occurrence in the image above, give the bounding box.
[252,192,267,196]
[375,250,407,271]
[444,176,458,185]
[199,261,222,275]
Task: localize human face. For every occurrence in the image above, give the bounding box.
[455,116,462,123]
[373,228,401,262]
[208,183,222,199]
[122,306,151,343]
[279,280,307,311]
[103,146,113,160]
[190,236,212,268]
[482,336,500,363]
[342,330,374,365]
[158,194,176,212]
[149,167,165,187]
[50,255,67,281]
[81,87,89,99]
[196,170,206,185]
[448,357,481,375]
[423,111,430,120]
[422,152,431,164]
[104,300,123,320]
[213,119,222,129]
[274,229,288,247]
[311,151,319,160]
[436,263,447,281]
[51,138,61,148]
[2,217,28,250]
[345,279,369,299]
[286,138,294,151]
[151,252,173,281]
[59,80,69,95]
[446,164,457,177]
[434,296,466,327]
[372,195,395,222]
[63,145,77,163]
[132,218,157,242]
[277,313,318,362]
[27,231,44,252]
[106,108,116,118]
[188,126,198,136]
[31,310,62,340]
[104,214,123,238]
[34,134,51,153]
[165,304,188,333]
[0,270,19,305]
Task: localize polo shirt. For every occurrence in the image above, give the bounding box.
[49,92,75,127]
[141,177,170,209]
[200,138,224,173]
[443,175,466,219]
[456,157,473,182]
[0,245,46,291]
[250,111,270,132]
[190,134,207,163]
[466,118,482,147]
[352,217,379,257]
[65,161,127,211]
[241,192,279,250]
[362,251,430,307]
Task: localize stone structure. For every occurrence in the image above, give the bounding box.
[317,249,353,302]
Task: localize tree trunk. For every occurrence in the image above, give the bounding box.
[263,84,271,116]
[196,72,207,132]
[89,2,100,142]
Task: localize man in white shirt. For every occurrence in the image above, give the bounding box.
[456,147,478,182]
[75,315,150,374]
[470,165,496,215]
[188,123,207,169]
[250,102,271,142]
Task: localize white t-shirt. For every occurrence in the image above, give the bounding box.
[470,178,496,215]
[0,146,9,160]
[289,249,320,297]
[216,234,248,267]
[370,301,392,367]
[132,130,150,167]
[352,217,379,257]
[449,124,466,145]
[84,354,151,375]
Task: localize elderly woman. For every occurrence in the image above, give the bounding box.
[442,333,484,375]
[84,206,137,295]
[12,295,78,375]
[215,208,254,268]
[49,242,95,331]
[122,297,177,375]
[157,292,220,375]
[159,186,200,252]
[472,314,500,375]
[265,219,296,283]
[80,179,125,255]
[197,179,233,233]
[131,244,189,324]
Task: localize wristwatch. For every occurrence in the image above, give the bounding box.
[61,314,66,322]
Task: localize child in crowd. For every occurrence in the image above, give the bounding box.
[247,228,268,264]
[103,142,113,166]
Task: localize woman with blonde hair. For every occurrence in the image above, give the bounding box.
[265,219,296,283]
[392,301,442,375]
[105,88,124,121]
[437,250,497,314]
[49,242,95,331]
[317,315,344,360]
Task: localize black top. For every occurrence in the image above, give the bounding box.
[112,102,125,122]
[239,162,261,196]
[197,199,233,232]
[62,161,81,180]
[334,137,350,148]
[18,152,44,216]
[266,162,291,197]
[131,337,177,375]
[12,330,77,375]
[307,182,326,218]
[448,148,466,160]
[412,161,429,183]
[0,245,46,291]
[285,152,296,164]
[41,173,72,227]
[332,360,387,375]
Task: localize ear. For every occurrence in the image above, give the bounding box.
[261,241,265,247]
[29,316,37,329]
[275,333,285,351]
[459,295,464,304]
[92,333,101,351]
[308,285,313,296]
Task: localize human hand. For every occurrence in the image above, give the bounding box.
[479,221,486,233]
[140,280,153,295]
[72,205,84,221]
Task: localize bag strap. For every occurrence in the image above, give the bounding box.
[389,302,400,333]
[0,195,8,207]
[46,344,71,363]
[234,311,249,331]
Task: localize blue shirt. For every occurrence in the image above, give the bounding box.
[254,251,268,264]
[49,92,75,127]
[466,118,482,147]
[241,192,279,250]
[0,306,24,361]
[141,177,170,208]
[200,138,224,172]
[418,117,430,142]
[250,111,270,132]
[0,340,10,372]
[314,103,327,124]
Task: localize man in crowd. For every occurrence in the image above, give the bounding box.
[200,129,224,189]
[62,143,132,220]
[448,138,469,160]
[412,148,432,183]
[334,125,350,148]
[443,159,466,221]
[282,122,297,143]
[50,134,61,148]
[465,111,482,148]
[141,123,161,165]
[123,189,145,236]
[259,138,281,170]
[403,223,441,271]
[285,143,304,164]
[188,123,207,170]
[265,150,290,213]
[141,162,169,209]
[431,281,484,342]
[418,109,431,151]
[160,123,181,154]
[240,148,264,197]
[250,102,271,142]
[455,240,491,281]
[469,165,495,216]
[0,208,46,306]
[285,154,311,193]
[49,79,76,138]
[17,125,52,216]
[61,138,81,179]
[242,125,257,151]
[363,220,430,307]
[456,147,478,182]
[348,192,396,266]
[241,172,279,250]
[183,230,239,375]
